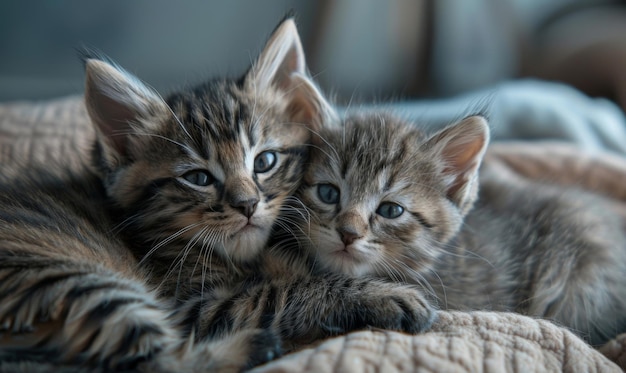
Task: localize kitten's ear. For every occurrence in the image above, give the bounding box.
[246,18,338,130]
[425,116,490,213]
[84,58,167,161]
[248,18,306,91]
[288,73,338,130]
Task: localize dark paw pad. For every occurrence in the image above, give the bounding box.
[388,296,438,334]
[244,329,283,370]
[327,285,438,335]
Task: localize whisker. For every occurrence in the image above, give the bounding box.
[110,130,197,157]
[109,212,142,234]
[139,222,204,265]
[437,238,496,270]
[155,225,208,297]
[165,101,194,142]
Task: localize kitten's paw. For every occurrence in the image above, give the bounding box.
[180,329,282,373]
[244,329,283,369]
[329,282,437,335]
[377,286,438,334]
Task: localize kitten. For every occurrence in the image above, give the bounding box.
[293,108,626,347]
[0,18,312,373]
[0,18,434,371]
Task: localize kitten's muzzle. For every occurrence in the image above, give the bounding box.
[337,226,363,246]
[336,210,367,246]
[229,197,259,218]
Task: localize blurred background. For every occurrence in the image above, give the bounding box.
[2,0,626,109]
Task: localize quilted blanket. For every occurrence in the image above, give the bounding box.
[1,96,624,372]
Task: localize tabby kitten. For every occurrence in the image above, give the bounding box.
[293,108,626,346]
[0,18,313,373]
[0,18,434,372]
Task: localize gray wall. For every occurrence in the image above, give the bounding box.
[0,1,318,101]
[2,1,620,103]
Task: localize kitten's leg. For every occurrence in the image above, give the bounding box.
[0,254,281,372]
[184,275,436,348]
[519,196,626,346]
[172,328,282,373]
[0,254,181,370]
[526,265,626,347]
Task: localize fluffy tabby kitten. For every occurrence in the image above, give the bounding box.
[0,18,308,373]
[291,107,626,347]
[0,18,434,372]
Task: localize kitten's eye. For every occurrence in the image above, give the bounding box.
[254,151,277,173]
[182,170,214,187]
[317,184,340,204]
[376,202,404,219]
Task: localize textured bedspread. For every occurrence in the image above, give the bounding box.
[1,96,624,372]
[254,311,622,373]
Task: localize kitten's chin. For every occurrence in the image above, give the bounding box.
[219,210,276,263]
[321,255,373,277]
[223,227,271,263]
[315,243,376,277]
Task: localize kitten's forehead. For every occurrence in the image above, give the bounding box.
[314,114,429,195]
[164,80,284,163]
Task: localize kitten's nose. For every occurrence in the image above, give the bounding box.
[338,227,362,246]
[230,197,259,218]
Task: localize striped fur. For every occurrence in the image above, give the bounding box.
[293,110,626,346]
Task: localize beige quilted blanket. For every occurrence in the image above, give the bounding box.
[1,97,624,372]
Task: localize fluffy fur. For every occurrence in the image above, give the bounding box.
[292,109,626,347]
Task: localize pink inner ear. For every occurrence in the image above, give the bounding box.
[274,46,303,90]
[458,141,485,169]
[444,141,485,200]
[286,74,336,133]
[248,19,306,92]
[85,59,164,161]
[433,117,489,205]
[89,92,136,157]
[445,170,473,201]
[288,94,315,125]
[443,136,487,175]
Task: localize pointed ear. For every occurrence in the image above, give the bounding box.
[247,18,305,90]
[246,18,338,133]
[288,73,338,131]
[425,116,490,213]
[84,58,166,162]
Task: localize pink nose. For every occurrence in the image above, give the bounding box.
[338,227,362,246]
[230,198,259,218]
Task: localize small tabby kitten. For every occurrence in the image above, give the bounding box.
[293,107,626,347]
[0,18,434,372]
[0,18,311,373]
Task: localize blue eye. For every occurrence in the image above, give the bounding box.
[183,170,214,186]
[376,202,404,219]
[254,151,277,173]
[317,184,340,204]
